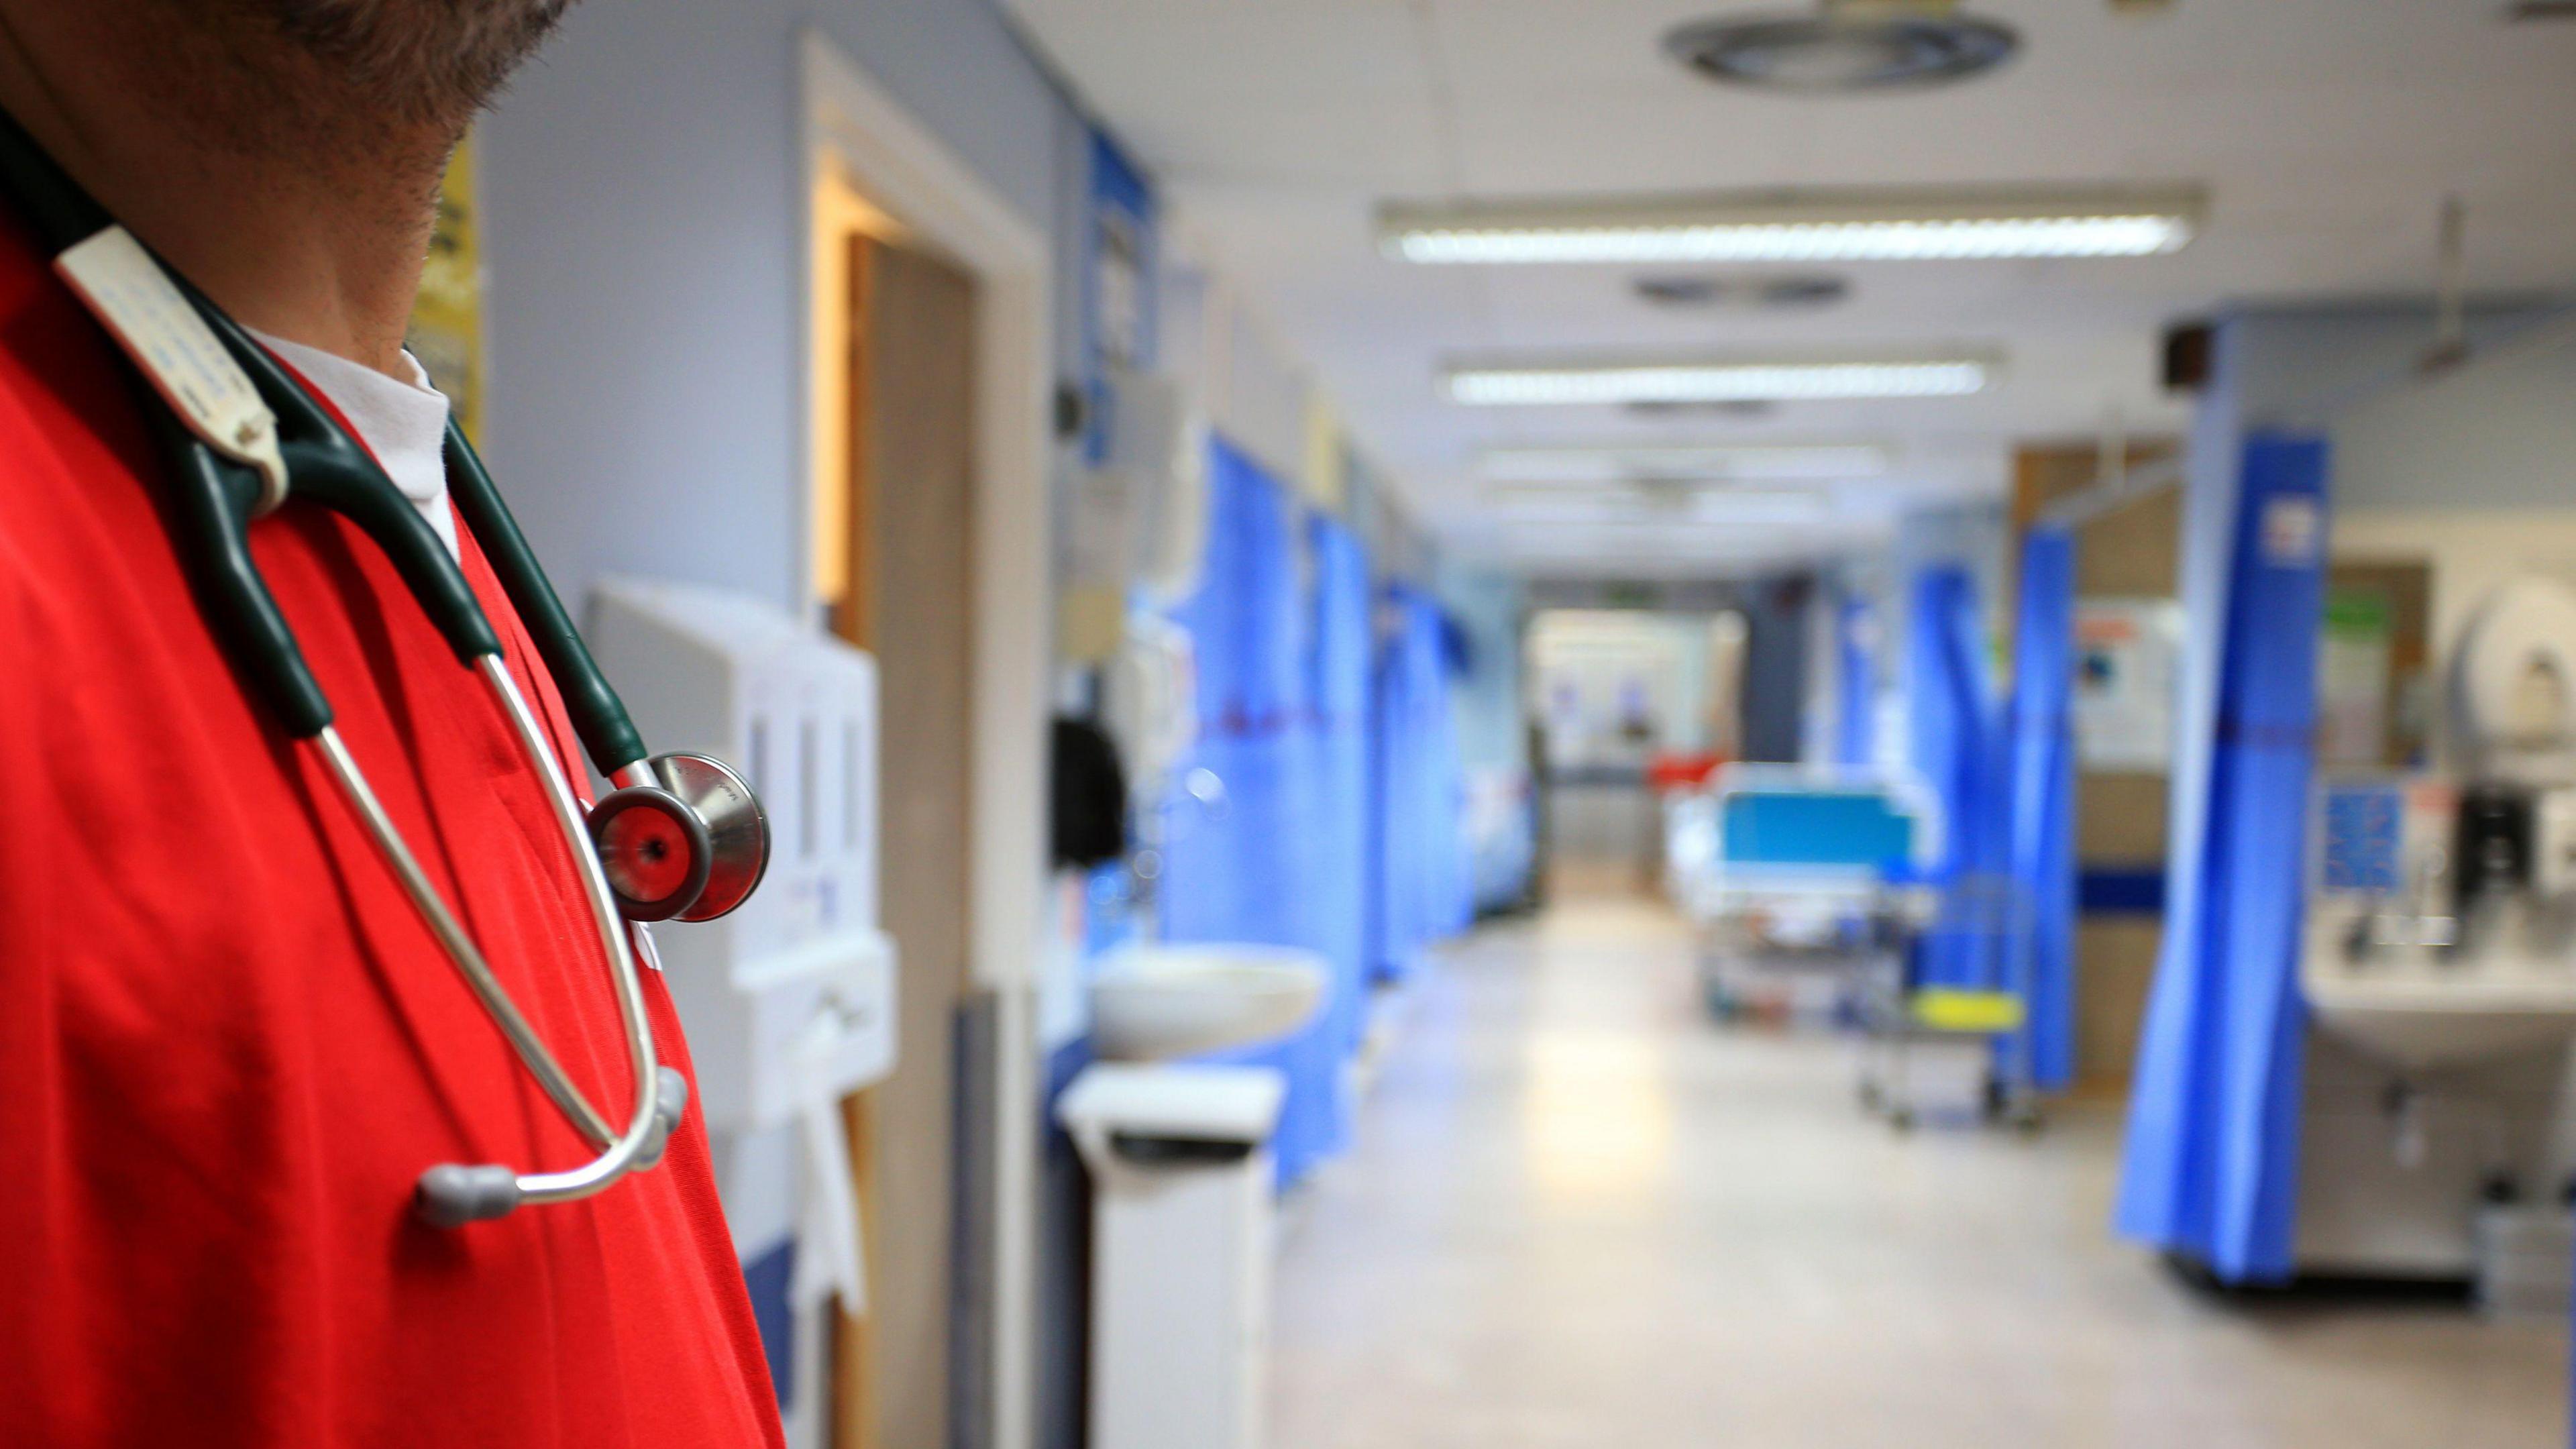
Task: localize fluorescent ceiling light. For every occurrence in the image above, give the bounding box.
[1445,355,1996,407]
[1381,186,2204,264]
[1481,442,1889,484]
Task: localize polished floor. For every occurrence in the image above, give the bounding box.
[1267,895,2569,1449]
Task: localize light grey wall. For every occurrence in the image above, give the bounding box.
[477,0,1089,618]
[2328,320,2576,514]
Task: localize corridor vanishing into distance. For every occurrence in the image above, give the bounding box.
[1267,897,2566,1449]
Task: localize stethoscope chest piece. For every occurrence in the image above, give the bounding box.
[592,753,768,924]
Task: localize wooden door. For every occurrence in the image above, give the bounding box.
[835,235,977,1449]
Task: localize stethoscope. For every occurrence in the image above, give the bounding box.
[0,112,773,1228]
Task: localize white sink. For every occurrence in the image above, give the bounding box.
[2302,922,2576,1071]
[1089,943,1329,1062]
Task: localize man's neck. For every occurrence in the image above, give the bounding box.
[0,7,451,378]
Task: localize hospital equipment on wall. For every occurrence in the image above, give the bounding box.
[2293,576,2576,1283]
[587,580,897,1449]
[1062,364,1212,663]
[0,112,771,1228]
[1103,614,1201,799]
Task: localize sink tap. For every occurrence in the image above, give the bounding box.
[2347,845,2459,961]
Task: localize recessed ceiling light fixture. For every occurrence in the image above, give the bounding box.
[1481,442,1889,483]
[1381,186,2204,265]
[1494,491,1839,526]
[1444,354,1997,406]
[1664,1,2019,93]
[1632,273,1852,310]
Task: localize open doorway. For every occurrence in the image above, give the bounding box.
[1525,608,1748,899]
[812,164,980,1449]
[800,32,1055,1449]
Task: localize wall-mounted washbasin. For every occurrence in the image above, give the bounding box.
[2302,922,2576,1071]
[1090,943,1329,1062]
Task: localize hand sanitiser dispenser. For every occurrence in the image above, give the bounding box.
[585,579,897,1449]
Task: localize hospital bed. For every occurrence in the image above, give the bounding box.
[1667,767,2039,1130]
[1666,765,1937,1022]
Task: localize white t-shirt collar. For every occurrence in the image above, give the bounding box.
[249,329,460,560]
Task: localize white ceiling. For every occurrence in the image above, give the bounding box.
[1003,0,2576,576]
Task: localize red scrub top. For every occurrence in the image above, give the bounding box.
[0,211,786,1448]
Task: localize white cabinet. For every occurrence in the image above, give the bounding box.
[1059,1064,1288,1449]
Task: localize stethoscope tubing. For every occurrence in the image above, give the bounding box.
[0,106,686,1225]
[471,655,667,1204]
[206,295,678,1217]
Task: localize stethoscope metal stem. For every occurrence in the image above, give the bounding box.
[474,655,665,1205]
[308,722,617,1149]
[311,656,680,1218]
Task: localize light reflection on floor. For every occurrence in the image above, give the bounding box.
[1266,894,2569,1449]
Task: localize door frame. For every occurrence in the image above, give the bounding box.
[798,30,1050,1449]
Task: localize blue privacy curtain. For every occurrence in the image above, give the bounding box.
[1837,595,1878,769]
[1907,565,2010,986]
[1307,517,1375,1065]
[1369,586,1470,984]
[1158,438,1346,1183]
[2116,435,2330,1283]
[2007,527,2079,1091]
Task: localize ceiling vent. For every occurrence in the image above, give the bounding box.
[1664,1,2019,93]
[1633,274,1851,310]
[1626,399,1778,419]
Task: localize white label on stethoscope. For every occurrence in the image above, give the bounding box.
[54,226,290,516]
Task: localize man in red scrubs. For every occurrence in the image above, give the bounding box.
[0,4,785,1445]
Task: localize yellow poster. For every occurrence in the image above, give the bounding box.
[409,136,484,442]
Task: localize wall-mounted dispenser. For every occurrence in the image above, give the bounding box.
[586,578,898,1449]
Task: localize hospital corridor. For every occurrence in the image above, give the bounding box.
[7,2,2576,1448]
[1270,894,2567,1449]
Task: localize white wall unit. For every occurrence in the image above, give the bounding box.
[586,577,898,1449]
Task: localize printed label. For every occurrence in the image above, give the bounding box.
[2260,495,2322,567]
[54,227,288,513]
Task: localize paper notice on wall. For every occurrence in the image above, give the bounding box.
[1060,465,1139,663]
[2072,598,2184,771]
[408,133,484,443]
[2317,588,2395,768]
